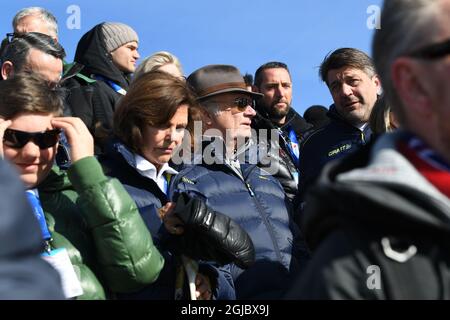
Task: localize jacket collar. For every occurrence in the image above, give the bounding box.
[254,104,312,133]
[327,104,372,135]
[135,154,178,180]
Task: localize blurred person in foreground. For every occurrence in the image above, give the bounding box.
[286,0,450,299]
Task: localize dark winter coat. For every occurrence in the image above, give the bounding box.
[171,138,310,299]
[99,140,236,300]
[74,23,132,152]
[252,107,312,204]
[299,105,372,199]
[286,131,450,299]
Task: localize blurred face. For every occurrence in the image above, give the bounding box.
[413,13,450,163]
[327,66,380,126]
[207,92,257,140]
[111,41,140,73]
[27,48,63,84]
[140,105,188,169]
[157,63,183,79]
[3,113,58,188]
[15,15,57,39]
[256,68,292,124]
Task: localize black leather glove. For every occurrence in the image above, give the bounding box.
[173,193,255,269]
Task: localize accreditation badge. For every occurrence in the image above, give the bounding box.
[42,248,84,299]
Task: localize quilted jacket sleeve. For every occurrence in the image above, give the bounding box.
[67,156,164,293]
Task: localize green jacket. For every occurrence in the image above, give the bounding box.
[38,157,164,299]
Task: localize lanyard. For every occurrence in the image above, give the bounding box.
[279,126,300,167]
[94,75,127,95]
[26,189,52,252]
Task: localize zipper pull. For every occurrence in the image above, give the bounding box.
[246,183,255,197]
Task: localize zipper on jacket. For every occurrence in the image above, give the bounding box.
[246,183,255,197]
[242,166,284,263]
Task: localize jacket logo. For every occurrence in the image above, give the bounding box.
[181,177,196,185]
[328,143,351,157]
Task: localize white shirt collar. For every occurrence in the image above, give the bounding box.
[134,154,178,193]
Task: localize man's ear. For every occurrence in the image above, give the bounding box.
[372,74,382,95]
[1,61,14,80]
[199,107,214,128]
[391,57,431,116]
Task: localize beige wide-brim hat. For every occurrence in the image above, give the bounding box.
[187,64,263,100]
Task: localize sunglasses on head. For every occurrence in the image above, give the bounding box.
[407,38,450,60]
[3,128,61,149]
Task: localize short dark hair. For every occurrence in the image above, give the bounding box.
[114,71,197,154]
[254,61,291,88]
[0,73,64,119]
[319,48,376,85]
[1,32,65,73]
[243,73,253,86]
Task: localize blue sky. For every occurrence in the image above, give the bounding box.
[1,0,382,115]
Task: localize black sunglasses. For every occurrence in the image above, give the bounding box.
[208,97,255,112]
[407,38,450,60]
[3,128,61,149]
[233,97,255,110]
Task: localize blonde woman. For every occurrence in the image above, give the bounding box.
[133,51,184,80]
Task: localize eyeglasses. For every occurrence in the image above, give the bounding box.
[407,38,450,60]
[3,128,61,149]
[0,33,15,56]
[5,32,15,43]
[209,97,255,111]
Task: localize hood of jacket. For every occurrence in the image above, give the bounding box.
[303,130,450,249]
[74,23,131,89]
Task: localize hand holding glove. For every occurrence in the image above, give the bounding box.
[173,193,255,269]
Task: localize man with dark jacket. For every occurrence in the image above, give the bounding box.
[4,6,97,164]
[8,6,96,120]
[74,22,140,152]
[252,62,312,205]
[286,0,450,299]
[299,48,381,200]
[172,64,310,299]
[0,32,64,84]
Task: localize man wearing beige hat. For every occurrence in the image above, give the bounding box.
[74,22,140,154]
[170,64,310,299]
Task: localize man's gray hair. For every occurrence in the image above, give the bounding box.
[372,0,441,123]
[199,99,223,117]
[13,7,58,37]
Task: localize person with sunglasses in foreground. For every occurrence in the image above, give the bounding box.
[0,74,165,300]
[168,65,310,299]
[285,0,450,300]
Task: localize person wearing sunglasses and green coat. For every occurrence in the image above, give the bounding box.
[0,74,164,300]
